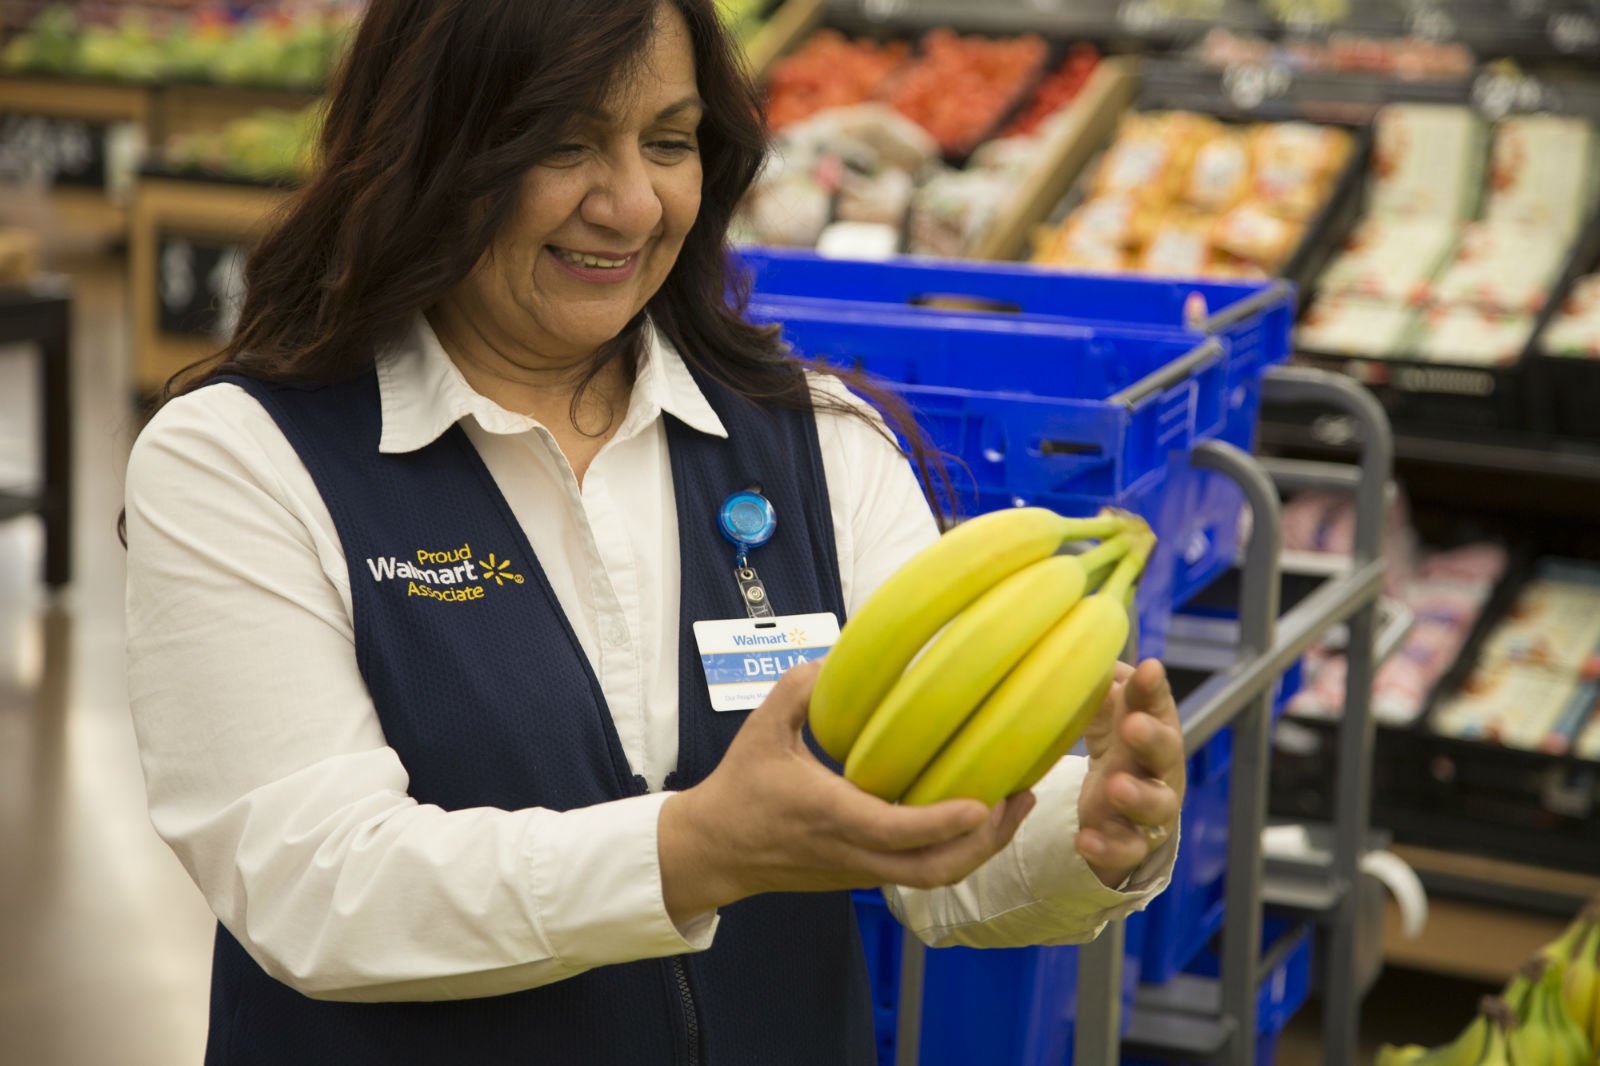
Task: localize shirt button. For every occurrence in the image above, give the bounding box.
[604,622,628,647]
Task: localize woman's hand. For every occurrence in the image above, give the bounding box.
[1076,660,1186,889]
[659,660,1036,925]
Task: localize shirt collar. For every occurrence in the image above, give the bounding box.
[376,314,728,454]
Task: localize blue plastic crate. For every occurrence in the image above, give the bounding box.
[1124,920,1314,1066]
[737,249,1297,605]
[851,890,1136,1066]
[749,299,1232,657]
[748,298,1227,501]
[1127,657,1300,985]
[1124,727,1233,985]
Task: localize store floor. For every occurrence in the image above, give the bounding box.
[0,241,1493,1065]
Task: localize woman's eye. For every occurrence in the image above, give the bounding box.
[543,144,588,165]
[650,140,698,158]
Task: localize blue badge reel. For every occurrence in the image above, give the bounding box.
[719,490,777,564]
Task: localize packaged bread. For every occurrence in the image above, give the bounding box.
[1093,112,1216,204]
[1211,203,1302,268]
[1135,210,1213,277]
[1485,113,1598,235]
[1182,129,1250,212]
[1248,121,1351,219]
[1370,104,1486,220]
[1031,221,1127,272]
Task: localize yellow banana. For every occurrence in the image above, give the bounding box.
[1476,998,1515,1066]
[1010,664,1115,794]
[1374,1045,1429,1066]
[844,538,1130,803]
[901,535,1152,807]
[1510,959,1591,1066]
[1563,921,1600,1052]
[809,507,1123,763]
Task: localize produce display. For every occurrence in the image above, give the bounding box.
[1376,903,1600,1064]
[1431,559,1600,757]
[1542,274,1600,358]
[1280,491,1507,727]
[1031,111,1352,278]
[2,1,359,88]
[1192,28,1474,79]
[808,508,1154,806]
[1299,104,1599,364]
[161,104,321,181]
[738,30,1099,257]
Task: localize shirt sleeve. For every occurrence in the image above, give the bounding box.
[810,372,1179,949]
[124,386,714,1003]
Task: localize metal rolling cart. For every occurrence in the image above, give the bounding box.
[889,366,1397,1066]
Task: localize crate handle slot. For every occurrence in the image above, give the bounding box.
[908,293,1023,315]
[1108,339,1227,409]
[1035,439,1101,457]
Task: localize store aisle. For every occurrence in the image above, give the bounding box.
[0,252,213,1066]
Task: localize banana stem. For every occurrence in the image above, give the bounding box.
[1073,533,1131,584]
[1102,532,1156,603]
[1058,514,1128,544]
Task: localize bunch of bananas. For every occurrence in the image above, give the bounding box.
[1376,904,1600,1065]
[809,506,1155,807]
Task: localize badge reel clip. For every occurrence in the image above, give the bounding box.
[719,489,777,621]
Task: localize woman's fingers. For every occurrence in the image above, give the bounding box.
[1125,660,1177,725]
[862,792,1037,889]
[826,777,990,853]
[1119,705,1185,780]
[1106,772,1180,829]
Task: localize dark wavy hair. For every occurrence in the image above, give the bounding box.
[156,0,953,518]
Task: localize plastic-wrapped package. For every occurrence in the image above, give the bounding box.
[1484,113,1598,234]
[1248,121,1351,219]
[1369,104,1486,220]
[1093,112,1217,203]
[1211,203,1303,269]
[1427,220,1571,315]
[1542,275,1600,358]
[1410,304,1536,366]
[734,161,832,247]
[1137,211,1212,276]
[1317,216,1458,303]
[1182,130,1250,212]
[1297,292,1417,358]
[906,168,1011,258]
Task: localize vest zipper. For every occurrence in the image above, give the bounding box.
[670,956,702,1066]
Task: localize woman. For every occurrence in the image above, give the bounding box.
[125,1,1186,1063]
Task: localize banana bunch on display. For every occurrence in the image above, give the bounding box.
[809,506,1156,807]
[1375,904,1600,1065]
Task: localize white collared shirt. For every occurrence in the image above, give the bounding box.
[124,317,1173,1002]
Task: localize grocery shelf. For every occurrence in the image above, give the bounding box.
[1259,414,1600,485]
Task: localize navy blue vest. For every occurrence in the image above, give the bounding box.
[204,367,875,1065]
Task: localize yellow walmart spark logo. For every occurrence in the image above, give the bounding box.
[481,554,525,587]
[361,543,525,604]
[787,627,807,645]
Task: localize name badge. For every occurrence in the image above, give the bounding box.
[692,612,841,712]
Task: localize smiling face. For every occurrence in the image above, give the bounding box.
[444,2,704,368]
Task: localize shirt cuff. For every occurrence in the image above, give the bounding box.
[527,792,719,973]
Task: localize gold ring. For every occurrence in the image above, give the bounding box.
[1138,822,1170,846]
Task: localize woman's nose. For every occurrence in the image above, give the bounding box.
[581,150,663,238]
